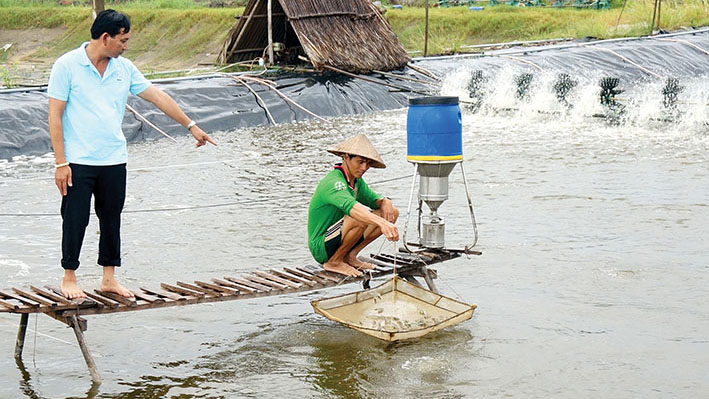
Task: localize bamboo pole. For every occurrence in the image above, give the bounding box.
[267,0,275,66]
[91,0,104,20]
[14,313,29,359]
[422,268,439,294]
[225,2,260,61]
[424,0,429,57]
[650,0,659,35]
[69,315,102,384]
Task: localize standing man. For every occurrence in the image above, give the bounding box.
[307,134,399,277]
[48,9,215,299]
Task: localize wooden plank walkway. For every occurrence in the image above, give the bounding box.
[0,251,461,317]
[4,249,479,384]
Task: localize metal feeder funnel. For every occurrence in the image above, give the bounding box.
[311,276,476,342]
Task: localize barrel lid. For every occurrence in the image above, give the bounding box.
[409,96,459,105]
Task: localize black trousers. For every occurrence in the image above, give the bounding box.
[60,163,126,270]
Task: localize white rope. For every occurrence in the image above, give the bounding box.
[655,37,709,55]
[392,240,398,284]
[584,45,662,78]
[0,317,78,347]
[0,173,415,216]
[237,75,329,123]
[496,55,544,72]
[0,159,240,184]
[222,74,276,125]
[416,255,465,302]
[125,104,178,143]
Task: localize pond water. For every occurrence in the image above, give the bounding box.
[0,76,708,398]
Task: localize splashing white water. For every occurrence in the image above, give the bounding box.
[441,65,709,135]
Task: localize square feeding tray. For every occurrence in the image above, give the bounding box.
[311,276,476,341]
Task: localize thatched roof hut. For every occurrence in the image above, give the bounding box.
[217,0,411,73]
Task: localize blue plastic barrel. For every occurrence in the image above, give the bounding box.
[406,96,463,162]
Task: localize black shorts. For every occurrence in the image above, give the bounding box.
[323,218,365,260]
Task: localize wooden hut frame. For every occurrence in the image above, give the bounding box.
[218,0,411,73]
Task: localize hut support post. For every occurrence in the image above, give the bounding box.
[267,0,274,65]
[91,0,104,20]
[14,313,29,359]
[424,0,429,57]
[69,315,102,385]
[224,2,259,61]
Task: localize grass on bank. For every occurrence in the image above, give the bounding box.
[389,1,709,54]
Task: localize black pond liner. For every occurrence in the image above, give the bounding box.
[0,71,433,160]
[1,27,708,160]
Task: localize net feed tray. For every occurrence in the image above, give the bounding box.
[311,276,476,341]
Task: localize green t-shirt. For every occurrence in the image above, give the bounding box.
[307,167,381,263]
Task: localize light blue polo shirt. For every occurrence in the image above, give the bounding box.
[47,42,152,165]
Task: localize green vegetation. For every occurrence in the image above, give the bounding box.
[0,63,18,88]
[389,1,709,54]
[0,0,707,82]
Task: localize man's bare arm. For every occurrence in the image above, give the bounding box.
[49,98,71,196]
[137,86,216,147]
[376,197,396,222]
[349,203,399,241]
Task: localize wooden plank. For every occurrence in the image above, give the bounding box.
[0,298,19,311]
[141,287,185,301]
[283,267,329,284]
[270,269,318,287]
[176,281,223,297]
[30,285,71,304]
[194,280,240,296]
[161,283,205,298]
[296,267,340,283]
[0,290,40,307]
[45,285,101,308]
[375,253,418,266]
[94,290,138,307]
[13,288,56,307]
[248,12,287,18]
[131,290,165,304]
[316,270,349,282]
[255,270,303,289]
[243,274,288,290]
[224,276,272,292]
[212,278,256,294]
[82,291,115,309]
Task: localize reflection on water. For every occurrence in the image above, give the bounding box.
[0,74,708,397]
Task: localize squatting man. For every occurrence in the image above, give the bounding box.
[307,134,400,277]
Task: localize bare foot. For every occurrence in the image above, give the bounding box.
[100,278,134,298]
[323,259,362,277]
[345,255,376,270]
[61,271,87,300]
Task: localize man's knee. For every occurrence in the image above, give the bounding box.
[343,215,367,231]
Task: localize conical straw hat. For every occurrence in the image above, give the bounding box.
[327,134,386,169]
